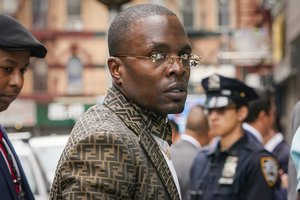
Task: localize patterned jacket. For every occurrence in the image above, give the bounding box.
[50,86,180,200]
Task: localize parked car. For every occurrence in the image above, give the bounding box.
[8,132,49,200]
[28,134,69,186]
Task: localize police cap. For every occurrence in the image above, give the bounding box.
[201,74,258,108]
[0,14,47,58]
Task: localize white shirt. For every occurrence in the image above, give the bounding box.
[152,135,182,200]
[180,134,201,150]
[264,132,284,152]
[242,123,264,144]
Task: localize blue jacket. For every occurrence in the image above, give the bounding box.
[0,125,34,200]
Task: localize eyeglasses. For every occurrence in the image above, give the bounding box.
[204,105,237,116]
[113,52,201,68]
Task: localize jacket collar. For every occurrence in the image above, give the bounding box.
[103,86,179,200]
[103,86,172,145]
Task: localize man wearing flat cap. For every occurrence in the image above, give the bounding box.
[188,74,280,200]
[0,13,47,199]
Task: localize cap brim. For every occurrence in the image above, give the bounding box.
[203,96,231,108]
[2,46,47,58]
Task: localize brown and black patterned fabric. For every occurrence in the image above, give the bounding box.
[50,86,180,200]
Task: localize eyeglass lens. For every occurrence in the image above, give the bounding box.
[165,55,196,68]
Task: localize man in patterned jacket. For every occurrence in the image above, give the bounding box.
[50,4,201,200]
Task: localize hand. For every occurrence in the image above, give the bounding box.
[279,169,288,189]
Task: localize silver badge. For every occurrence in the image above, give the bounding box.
[219,156,238,185]
[208,74,221,90]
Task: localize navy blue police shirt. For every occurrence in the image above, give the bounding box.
[189,132,279,200]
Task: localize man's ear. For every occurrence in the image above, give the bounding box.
[238,106,249,122]
[258,110,268,122]
[107,57,122,85]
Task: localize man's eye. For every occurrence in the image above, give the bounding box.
[0,67,13,73]
[150,52,166,62]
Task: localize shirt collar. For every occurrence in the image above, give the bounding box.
[264,132,284,152]
[242,122,263,144]
[180,134,202,150]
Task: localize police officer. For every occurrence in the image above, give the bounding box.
[189,74,279,200]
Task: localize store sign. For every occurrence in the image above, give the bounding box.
[48,103,85,121]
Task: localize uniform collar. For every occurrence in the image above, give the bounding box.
[209,134,248,158]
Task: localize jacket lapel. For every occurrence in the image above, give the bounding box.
[139,131,180,200]
[0,152,19,199]
[0,126,35,200]
[0,126,19,199]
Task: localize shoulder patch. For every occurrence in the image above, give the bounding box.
[260,157,278,187]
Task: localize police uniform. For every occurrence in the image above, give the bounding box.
[188,74,279,200]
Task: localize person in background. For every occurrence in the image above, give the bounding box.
[171,105,211,200]
[242,89,275,145]
[0,14,47,199]
[50,4,201,200]
[265,127,289,174]
[291,127,300,200]
[189,74,279,200]
[170,119,180,144]
[289,101,300,200]
[244,89,289,172]
[243,88,289,199]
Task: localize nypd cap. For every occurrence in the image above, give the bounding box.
[0,14,47,58]
[201,74,258,108]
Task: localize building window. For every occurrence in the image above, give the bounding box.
[181,0,194,30]
[218,0,230,29]
[32,0,48,29]
[67,56,83,94]
[0,0,18,15]
[66,0,83,31]
[33,59,48,92]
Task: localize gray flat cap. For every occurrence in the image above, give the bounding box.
[0,14,47,58]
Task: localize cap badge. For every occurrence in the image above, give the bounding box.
[208,74,221,90]
[240,92,246,98]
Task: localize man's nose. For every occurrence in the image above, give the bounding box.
[9,71,23,88]
[165,56,186,76]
